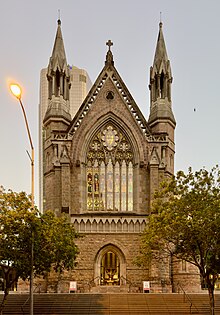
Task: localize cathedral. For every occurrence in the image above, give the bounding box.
[41,20,200,293]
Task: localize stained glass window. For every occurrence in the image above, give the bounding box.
[128,162,133,211]
[87,161,93,210]
[86,124,134,211]
[107,160,113,210]
[115,162,120,211]
[121,161,127,211]
[93,160,99,210]
[100,162,105,209]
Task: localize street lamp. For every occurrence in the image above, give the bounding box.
[10,84,34,208]
[10,83,34,315]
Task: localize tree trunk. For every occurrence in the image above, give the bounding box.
[0,273,19,315]
[0,287,9,315]
[207,284,215,315]
[56,269,62,293]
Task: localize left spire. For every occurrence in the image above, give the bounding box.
[44,19,71,124]
[49,19,68,72]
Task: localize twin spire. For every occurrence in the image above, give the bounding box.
[48,19,170,86]
[153,22,169,72]
[48,19,68,72]
[148,22,175,126]
[44,19,71,124]
[45,19,175,128]
[49,20,115,70]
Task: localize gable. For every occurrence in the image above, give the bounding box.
[69,80,149,166]
[67,58,151,140]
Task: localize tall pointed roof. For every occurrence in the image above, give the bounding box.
[44,19,71,125]
[49,19,67,71]
[153,22,169,71]
[148,22,175,127]
[67,41,151,138]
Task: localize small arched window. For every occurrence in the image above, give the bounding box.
[160,71,164,98]
[55,69,60,96]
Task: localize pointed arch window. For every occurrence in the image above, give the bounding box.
[55,69,60,97]
[160,71,164,98]
[86,124,134,211]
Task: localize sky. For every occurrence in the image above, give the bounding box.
[1,0,220,207]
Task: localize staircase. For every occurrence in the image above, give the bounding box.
[1,293,220,314]
[90,285,130,293]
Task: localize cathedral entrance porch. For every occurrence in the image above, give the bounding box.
[94,244,127,290]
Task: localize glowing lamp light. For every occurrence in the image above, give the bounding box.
[10,83,22,99]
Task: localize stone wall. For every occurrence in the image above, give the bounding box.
[15,227,202,295]
[172,258,201,293]
[68,233,149,293]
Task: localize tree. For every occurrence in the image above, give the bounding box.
[139,166,220,315]
[0,189,79,314]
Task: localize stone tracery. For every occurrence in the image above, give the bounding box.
[86,124,134,211]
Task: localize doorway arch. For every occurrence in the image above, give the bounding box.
[94,244,126,286]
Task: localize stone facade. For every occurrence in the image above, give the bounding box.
[38,20,201,294]
[39,32,92,213]
[71,234,149,292]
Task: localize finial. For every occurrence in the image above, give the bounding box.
[58,9,61,25]
[105,40,114,66]
[106,40,113,51]
[159,12,163,28]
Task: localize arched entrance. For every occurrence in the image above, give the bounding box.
[94,244,126,286]
[100,250,120,285]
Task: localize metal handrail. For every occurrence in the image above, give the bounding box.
[120,275,140,292]
[82,275,138,293]
[85,275,137,289]
[78,276,101,292]
[177,282,199,314]
[21,283,41,315]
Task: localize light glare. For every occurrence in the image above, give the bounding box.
[10,84,22,99]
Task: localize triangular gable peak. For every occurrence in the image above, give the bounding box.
[67,41,153,139]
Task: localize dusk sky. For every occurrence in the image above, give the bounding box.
[1,0,220,207]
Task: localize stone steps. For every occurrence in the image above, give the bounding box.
[1,293,220,314]
[90,285,130,293]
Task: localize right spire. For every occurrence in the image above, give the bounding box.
[153,22,169,73]
[148,22,176,127]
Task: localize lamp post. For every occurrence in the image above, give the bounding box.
[10,83,34,315]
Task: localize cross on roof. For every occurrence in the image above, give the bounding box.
[106,40,113,51]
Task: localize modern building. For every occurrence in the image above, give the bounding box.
[41,20,200,293]
[39,20,92,211]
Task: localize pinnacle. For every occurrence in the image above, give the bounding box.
[49,19,67,71]
[153,22,168,71]
[105,40,114,66]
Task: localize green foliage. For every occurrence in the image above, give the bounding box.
[139,166,220,313]
[0,190,37,281]
[0,189,79,299]
[34,210,79,275]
